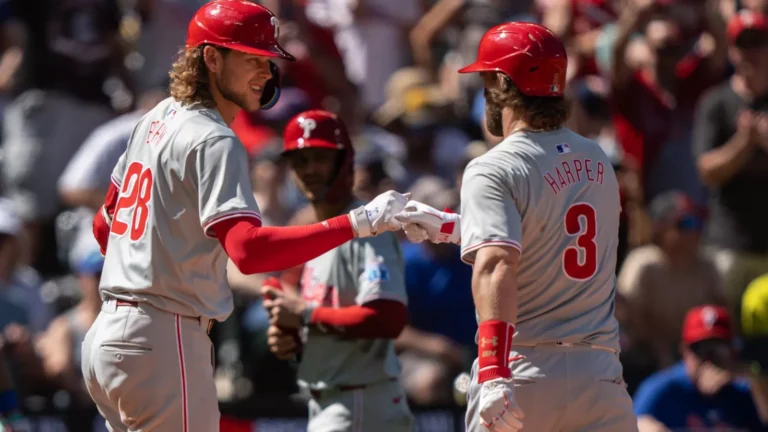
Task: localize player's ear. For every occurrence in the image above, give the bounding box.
[202,45,222,73]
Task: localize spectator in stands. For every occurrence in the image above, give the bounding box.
[0,198,49,334]
[127,0,197,95]
[610,0,727,205]
[543,0,618,79]
[353,148,397,203]
[0,0,128,274]
[694,10,768,332]
[633,305,768,431]
[302,0,424,113]
[409,0,536,118]
[618,190,725,368]
[58,87,168,212]
[373,66,469,188]
[396,176,475,406]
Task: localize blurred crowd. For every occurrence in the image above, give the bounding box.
[0,0,767,430]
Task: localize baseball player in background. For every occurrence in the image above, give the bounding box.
[82,2,409,431]
[261,110,414,432]
[395,22,638,432]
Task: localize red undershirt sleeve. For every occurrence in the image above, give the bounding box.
[211,215,355,274]
[93,181,120,254]
[310,299,408,339]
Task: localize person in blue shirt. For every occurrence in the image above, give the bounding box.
[633,305,768,431]
[394,178,477,406]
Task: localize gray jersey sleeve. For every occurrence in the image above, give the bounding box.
[460,160,523,265]
[191,136,261,237]
[351,234,407,306]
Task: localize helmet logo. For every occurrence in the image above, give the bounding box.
[300,118,317,139]
[550,73,560,93]
[702,307,718,329]
[271,16,279,39]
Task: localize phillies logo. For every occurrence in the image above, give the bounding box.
[270,16,279,39]
[300,118,317,139]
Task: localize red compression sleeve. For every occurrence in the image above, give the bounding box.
[212,216,355,274]
[477,320,514,383]
[310,300,408,339]
[93,182,120,254]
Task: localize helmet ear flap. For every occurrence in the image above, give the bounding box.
[260,61,281,110]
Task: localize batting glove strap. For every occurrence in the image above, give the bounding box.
[477,320,515,384]
[348,207,372,238]
[437,209,461,244]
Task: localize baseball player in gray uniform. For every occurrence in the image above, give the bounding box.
[261,110,414,432]
[395,23,638,432]
[82,2,409,431]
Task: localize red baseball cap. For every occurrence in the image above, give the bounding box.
[682,305,733,345]
[727,10,768,43]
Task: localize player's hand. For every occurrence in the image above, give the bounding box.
[477,377,524,431]
[394,201,461,245]
[349,191,410,238]
[262,286,307,330]
[266,325,300,360]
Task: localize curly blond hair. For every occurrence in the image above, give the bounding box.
[168,46,216,108]
[486,73,569,131]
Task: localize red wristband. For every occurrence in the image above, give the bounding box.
[477,320,514,383]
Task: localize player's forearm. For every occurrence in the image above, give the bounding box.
[213,216,354,275]
[472,246,520,382]
[310,300,408,339]
[697,131,755,187]
[472,250,519,324]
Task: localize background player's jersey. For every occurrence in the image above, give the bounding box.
[99,97,261,321]
[298,201,407,390]
[460,129,621,350]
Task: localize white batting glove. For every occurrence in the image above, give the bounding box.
[394,200,461,244]
[477,377,525,431]
[349,191,410,238]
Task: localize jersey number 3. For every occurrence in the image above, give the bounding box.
[111,162,153,241]
[562,203,597,281]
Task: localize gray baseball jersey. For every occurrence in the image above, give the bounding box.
[460,128,621,351]
[297,201,407,390]
[99,97,261,322]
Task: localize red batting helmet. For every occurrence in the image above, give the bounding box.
[459,22,567,97]
[186,0,295,61]
[283,110,354,204]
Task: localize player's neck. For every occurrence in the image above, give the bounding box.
[210,85,239,126]
[312,197,354,221]
[502,116,533,138]
[502,111,561,137]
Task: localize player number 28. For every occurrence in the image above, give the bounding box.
[562,203,597,281]
[111,162,153,241]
